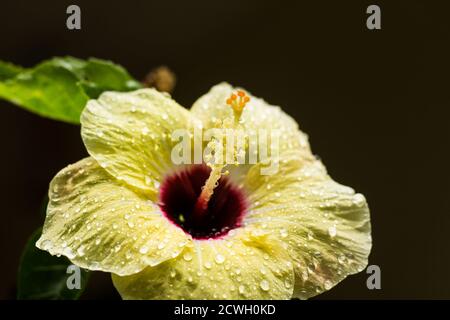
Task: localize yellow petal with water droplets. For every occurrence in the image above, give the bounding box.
[36,157,190,276]
[112,229,294,299]
[243,153,371,299]
[81,89,201,199]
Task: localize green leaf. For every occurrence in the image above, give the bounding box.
[0,61,24,80]
[17,227,90,300]
[0,57,142,124]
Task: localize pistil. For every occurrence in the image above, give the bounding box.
[192,90,250,220]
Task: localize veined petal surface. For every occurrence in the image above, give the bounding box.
[112,229,294,300]
[36,158,189,276]
[81,89,201,198]
[243,153,371,299]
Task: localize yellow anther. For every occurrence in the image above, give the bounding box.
[227,90,250,123]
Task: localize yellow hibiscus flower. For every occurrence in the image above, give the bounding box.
[36,83,371,300]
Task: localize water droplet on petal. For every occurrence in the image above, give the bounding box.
[328,225,337,238]
[238,285,245,295]
[40,239,53,250]
[215,254,225,264]
[77,246,85,257]
[139,246,149,254]
[352,193,366,207]
[284,279,292,288]
[183,252,193,261]
[260,280,270,291]
[141,127,150,135]
[63,247,75,259]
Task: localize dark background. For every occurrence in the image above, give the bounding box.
[0,0,449,299]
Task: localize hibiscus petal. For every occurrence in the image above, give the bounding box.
[112,229,294,299]
[81,89,201,198]
[36,157,189,276]
[242,154,371,299]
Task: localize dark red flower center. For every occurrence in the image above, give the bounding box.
[159,165,247,240]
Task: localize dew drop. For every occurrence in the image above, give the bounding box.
[259,280,270,291]
[215,254,225,264]
[144,176,152,186]
[338,254,346,264]
[328,225,337,238]
[353,194,366,207]
[183,252,193,261]
[40,239,53,250]
[141,127,150,136]
[63,247,75,259]
[139,246,149,254]
[238,286,245,295]
[77,246,85,257]
[301,270,309,281]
